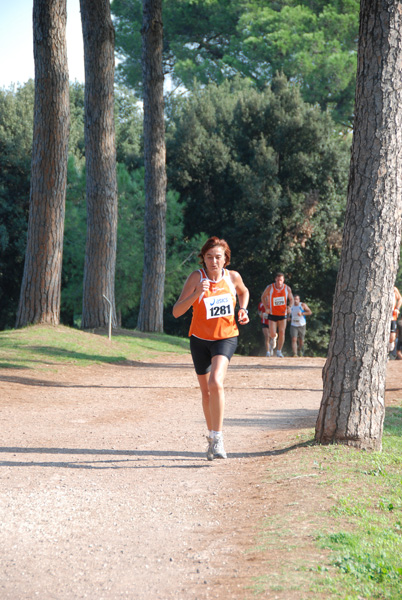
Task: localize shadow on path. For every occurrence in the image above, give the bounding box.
[0,439,315,470]
[0,373,322,393]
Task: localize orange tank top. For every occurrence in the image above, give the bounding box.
[392,290,400,320]
[188,268,239,340]
[263,283,290,317]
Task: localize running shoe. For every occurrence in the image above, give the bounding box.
[213,437,227,459]
[206,436,214,461]
[266,351,271,357]
[276,350,284,358]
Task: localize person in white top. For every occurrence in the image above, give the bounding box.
[288,295,312,357]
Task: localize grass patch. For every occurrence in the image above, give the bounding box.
[0,324,190,370]
[252,407,402,600]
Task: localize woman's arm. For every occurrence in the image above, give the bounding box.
[230,271,250,325]
[172,271,209,318]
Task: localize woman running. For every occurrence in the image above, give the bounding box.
[173,237,249,460]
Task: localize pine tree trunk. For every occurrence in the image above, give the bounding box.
[15,0,69,328]
[315,0,402,450]
[137,0,167,333]
[80,0,118,329]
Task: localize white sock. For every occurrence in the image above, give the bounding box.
[211,430,222,440]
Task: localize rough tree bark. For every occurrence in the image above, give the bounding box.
[15,0,69,327]
[137,0,167,332]
[315,0,402,450]
[80,0,118,329]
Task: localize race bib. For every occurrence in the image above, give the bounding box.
[204,293,234,320]
[292,315,303,325]
[273,296,285,306]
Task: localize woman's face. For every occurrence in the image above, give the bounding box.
[203,246,226,276]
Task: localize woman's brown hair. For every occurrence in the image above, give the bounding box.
[199,237,231,268]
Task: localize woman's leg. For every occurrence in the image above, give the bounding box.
[197,372,212,431]
[209,354,230,431]
[197,354,229,432]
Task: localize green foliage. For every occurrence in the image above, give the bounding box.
[114,164,205,329]
[60,155,87,326]
[0,80,201,333]
[61,160,204,329]
[69,82,85,163]
[61,84,144,327]
[114,85,143,169]
[0,81,89,330]
[112,0,359,126]
[68,81,144,169]
[238,0,359,126]
[0,82,34,329]
[112,0,244,94]
[115,165,205,329]
[166,76,350,354]
[113,164,144,325]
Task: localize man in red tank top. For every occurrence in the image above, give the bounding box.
[261,273,293,358]
[258,301,278,356]
[389,285,402,355]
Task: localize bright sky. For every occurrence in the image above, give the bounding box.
[0,0,85,88]
[0,1,173,96]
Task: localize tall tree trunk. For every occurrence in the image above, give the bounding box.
[315,0,402,450]
[137,0,167,332]
[15,0,69,328]
[80,0,118,329]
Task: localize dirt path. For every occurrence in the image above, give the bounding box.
[0,355,400,599]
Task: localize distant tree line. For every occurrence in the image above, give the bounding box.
[112,0,360,128]
[165,75,351,354]
[4,0,401,357]
[0,82,203,334]
[1,75,351,354]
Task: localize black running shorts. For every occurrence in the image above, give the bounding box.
[190,335,238,375]
[268,314,287,322]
